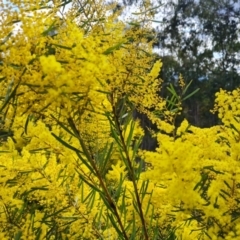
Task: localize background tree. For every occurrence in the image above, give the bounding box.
[121,0,240,127]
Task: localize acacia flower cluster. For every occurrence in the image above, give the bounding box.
[0,0,240,240]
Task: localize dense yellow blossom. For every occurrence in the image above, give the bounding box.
[1,0,240,239]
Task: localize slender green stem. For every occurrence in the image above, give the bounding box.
[111,95,149,240]
[68,117,129,240]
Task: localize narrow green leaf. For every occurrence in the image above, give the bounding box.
[87,189,96,209]
[110,125,122,147]
[219,193,227,200]
[51,43,72,50]
[24,114,30,134]
[29,147,50,153]
[56,0,72,8]
[230,123,240,134]
[0,82,17,113]
[126,120,135,150]
[103,42,125,55]
[193,180,203,191]
[57,60,69,64]
[127,21,141,27]
[99,142,114,176]
[82,189,95,204]
[220,189,231,198]
[50,114,75,137]
[167,83,178,97]
[77,172,101,194]
[114,174,125,202]
[234,116,239,123]
[1,32,12,46]
[119,187,127,216]
[129,211,136,240]
[132,4,163,15]
[67,117,79,136]
[14,231,22,240]
[43,206,70,219]
[95,203,104,226]
[204,231,213,240]
[132,198,140,215]
[182,80,193,96]
[57,168,65,181]
[99,192,114,212]
[9,64,22,70]
[0,67,26,112]
[145,190,153,216]
[51,132,82,153]
[96,89,111,94]
[41,21,57,36]
[35,228,42,240]
[166,97,178,108]
[75,151,95,173]
[136,75,146,83]
[78,137,94,164]
[182,88,200,101]
[30,187,49,191]
[224,180,232,190]
[108,214,124,238]
[7,20,21,25]
[149,206,155,231]
[148,20,165,23]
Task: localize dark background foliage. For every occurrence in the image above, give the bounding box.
[119,0,240,150]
